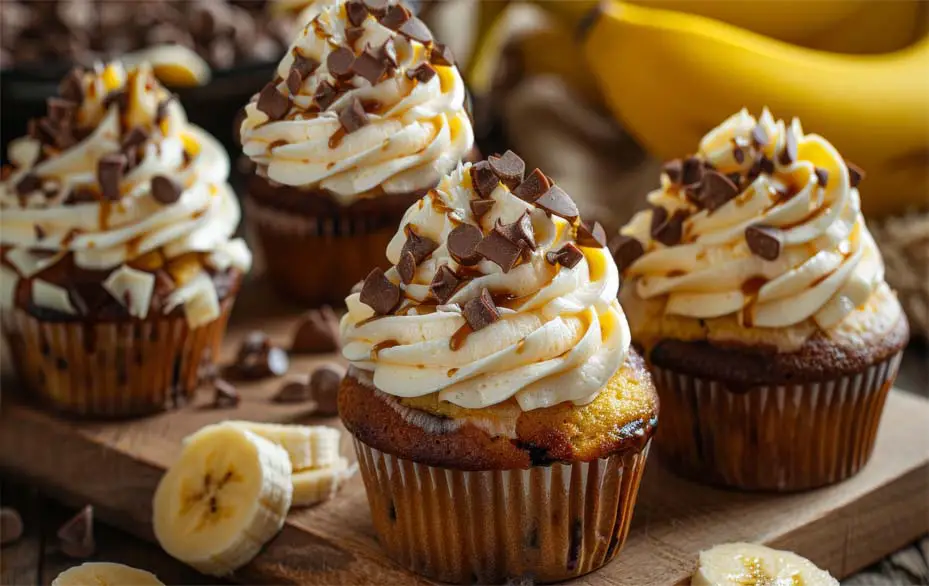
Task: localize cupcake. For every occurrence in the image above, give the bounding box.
[616,109,909,491]
[239,0,474,305]
[0,61,251,417]
[338,152,658,583]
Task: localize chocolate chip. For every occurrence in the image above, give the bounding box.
[609,235,645,271]
[309,364,344,415]
[751,124,769,148]
[430,265,461,303]
[487,150,525,189]
[470,161,500,198]
[97,153,126,201]
[745,224,783,260]
[534,185,579,222]
[151,175,182,205]
[47,97,76,123]
[314,80,339,110]
[397,250,416,284]
[681,156,703,186]
[346,0,369,26]
[430,42,455,66]
[286,68,303,95]
[339,98,369,133]
[291,305,340,353]
[379,3,411,29]
[273,378,311,403]
[779,128,797,166]
[696,170,739,212]
[463,288,499,332]
[400,225,439,263]
[155,96,175,124]
[513,168,551,202]
[102,89,128,112]
[545,243,583,269]
[292,52,320,79]
[353,49,388,85]
[235,332,289,379]
[499,213,536,250]
[651,207,688,247]
[406,62,436,83]
[662,159,682,183]
[345,26,364,47]
[748,152,775,181]
[447,224,483,266]
[475,227,522,273]
[15,173,41,196]
[576,220,606,248]
[846,161,865,188]
[0,508,23,546]
[398,17,432,44]
[256,82,290,120]
[212,378,240,408]
[121,126,149,151]
[59,68,84,103]
[327,46,355,79]
[359,267,400,315]
[57,505,94,559]
[470,198,495,219]
[814,167,829,188]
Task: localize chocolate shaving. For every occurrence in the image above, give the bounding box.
[779,127,797,166]
[359,267,400,315]
[57,505,94,559]
[745,224,783,261]
[814,167,829,188]
[407,63,436,83]
[314,80,339,110]
[663,159,682,184]
[681,156,703,186]
[609,235,645,271]
[846,161,865,188]
[353,49,388,85]
[379,3,411,29]
[487,150,525,189]
[430,43,455,66]
[397,250,416,284]
[400,225,439,263]
[447,224,484,266]
[513,168,550,202]
[291,306,340,354]
[462,288,499,332]
[534,185,579,222]
[309,364,344,415]
[346,0,369,26]
[339,98,369,133]
[545,243,583,269]
[212,378,240,408]
[151,175,182,205]
[475,227,522,273]
[97,153,126,201]
[696,170,739,212]
[256,82,290,120]
[327,46,355,79]
[470,198,495,219]
[470,161,500,198]
[398,17,433,44]
[650,207,688,247]
[273,378,312,403]
[576,220,607,248]
[430,265,461,303]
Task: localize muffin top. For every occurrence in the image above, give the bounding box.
[340,152,639,412]
[0,62,250,328]
[618,109,902,350]
[239,0,474,205]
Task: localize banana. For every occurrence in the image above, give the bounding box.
[153,425,293,576]
[120,44,211,87]
[292,457,355,507]
[51,563,165,586]
[692,542,838,586]
[222,421,342,471]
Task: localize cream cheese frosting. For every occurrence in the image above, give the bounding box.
[239,0,474,205]
[340,157,630,411]
[620,108,886,332]
[0,62,251,328]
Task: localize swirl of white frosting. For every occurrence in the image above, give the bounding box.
[340,162,630,411]
[0,62,251,328]
[622,108,884,330]
[240,2,474,205]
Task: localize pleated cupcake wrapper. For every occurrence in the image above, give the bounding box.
[353,438,651,584]
[1,300,233,418]
[245,196,390,238]
[650,350,903,491]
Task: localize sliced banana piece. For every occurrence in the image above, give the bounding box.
[122,44,211,87]
[223,421,341,471]
[153,425,292,576]
[52,562,165,586]
[292,457,355,507]
[692,542,839,586]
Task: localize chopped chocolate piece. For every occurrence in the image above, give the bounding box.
[748,152,775,181]
[779,128,797,166]
[475,228,522,273]
[345,26,365,47]
[534,185,579,222]
[291,306,340,354]
[846,161,865,188]
[513,168,550,202]
[57,505,94,559]
[406,62,436,83]
[609,235,645,271]
[47,97,76,122]
[470,161,499,198]
[212,378,240,408]
[430,43,455,66]
[360,267,401,315]
[155,96,175,124]
[576,220,607,248]
[499,213,536,250]
[681,156,703,186]
[309,364,344,415]
[398,17,432,44]
[286,68,303,95]
[470,198,495,219]
[448,224,484,266]
[401,225,439,263]
[727,172,743,189]
[0,508,23,546]
[751,124,769,148]
[662,159,683,183]
[463,288,499,332]
[15,173,41,196]
[430,265,461,303]
[235,332,290,379]
[545,243,583,269]
[379,39,398,68]
[59,68,84,103]
[814,167,829,188]
[733,144,745,164]
[380,3,411,29]
[397,250,416,284]
[97,153,127,201]
[353,49,388,85]
[696,170,740,212]
[273,378,312,403]
[102,90,128,112]
[291,52,320,78]
[339,98,369,133]
[314,80,339,110]
[121,126,149,151]
[151,175,182,205]
[487,150,525,189]
[346,0,369,26]
[256,82,290,120]
[327,46,355,79]
[651,207,688,247]
[745,224,783,260]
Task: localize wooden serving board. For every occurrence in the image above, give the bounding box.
[2,283,928,585]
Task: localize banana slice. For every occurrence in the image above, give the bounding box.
[292,457,355,507]
[220,421,341,471]
[153,425,293,576]
[692,543,839,586]
[52,562,165,586]
[122,44,211,87]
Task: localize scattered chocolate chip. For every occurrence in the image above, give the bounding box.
[662,159,682,183]
[475,227,522,273]
[748,152,775,181]
[345,26,365,47]
[212,378,240,408]
[360,267,400,315]
[273,378,312,403]
[470,161,500,198]
[286,68,303,95]
[16,173,41,196]
[346,0,369,26]
[0,508,23,546]
[846,161,865,188]
[751,124,769,148]
[121,126,149,151]
[430,265,461,303]
[779,128,797,166]
[314,80,339,110]
[59,68,84,103]
[309,364,344,415]
[256,82,290,121]
[291,52,320,79]
[470,198,494,219]
[406,62,436,83]
[400,225,439,263]
[47,97,76,123]
[151,175,182,205]
[397,250,416,284]
[447,224,484,266]
[291,306,340,354]
[650,207,688,247]
[609,235,645,271]
[430,42,455,66]
[513,168,551,202]
[487,150,525,189]
[463,288,499,332]
[97,153,126,201]
[398,17,432,44]
[235,332,289,379]
[576,220,607,248]
[696,170,740,212]
[339,98,369,133]
[814,167,829,188]
[499,213,536,250]
[327,46,355,79]
[379,3,411,29]
[681,156,703,186]
[745,224,783,260]
[353,49,388,85]
[545,243,583,269]
[534,185,579,222]
[57,505,94,559]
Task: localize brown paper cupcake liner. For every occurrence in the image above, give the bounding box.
[1,299,234,418]
[353,438,651,584]
[650,351,903,491]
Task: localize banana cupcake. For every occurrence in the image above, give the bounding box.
[0,61,251,417]
[616,108,908,491]
[339,153,658,583]
[239,0,474,305]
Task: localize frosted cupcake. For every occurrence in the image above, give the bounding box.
[239,0,474,305]
[616,109,908,490]
[339,152,658,583]
[0,62,251,417]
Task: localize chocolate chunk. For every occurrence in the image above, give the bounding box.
[609,235,645,271]
[155,96,175,124]
[475,228,522,272]
[430,43,455,66]
[499,213,536,250]
[345,26,365,47]
[235,332,289,379]
[309,364,344,416]
[447,224,483,266]
[470,198,495,219]
[353,49,388,85]
[0,508,23,546]
[534,185,579,222]
[359,267,400,315]
[430,265,461,303]
[513,168,551,202]
[745,224,783,261]
[291,52,320,79]
[97,153,126,201]
[314,80,339,110]
[291,306,340,354]
[121,126,149,151]
[748,152,775,181]
[733,144,745,164]
[576,220,607,248]
[273,378,311,404]
[57,505,94,559]
[212,378,240,408]
[346,0,369,26]
[102,90,128,112]
[401,225,439,263]
[59,68,84,103]
[650,207,688,247]
[47,97,76,123]
[397,250,416,284]
[463,288,499,332]
[751,124,769,148]
[662,159,682,183]
[814,167,829,188]
[696,170,739,212]
[256,82,290,120]
[286,68,303,95]
[151,175,182,205]
[846,161,865,188]
[327,46,355,79]
[398,17,432,44]
[545,243,583,269]
[15,173,41,196]
[779,128,797,165]
[339,98,369,133]
[379,3,411,29]
[487,150,525,189]
[379,39,398,68]
[681,156,703,186]
[470,161,500,198]
[406,62,436,83]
